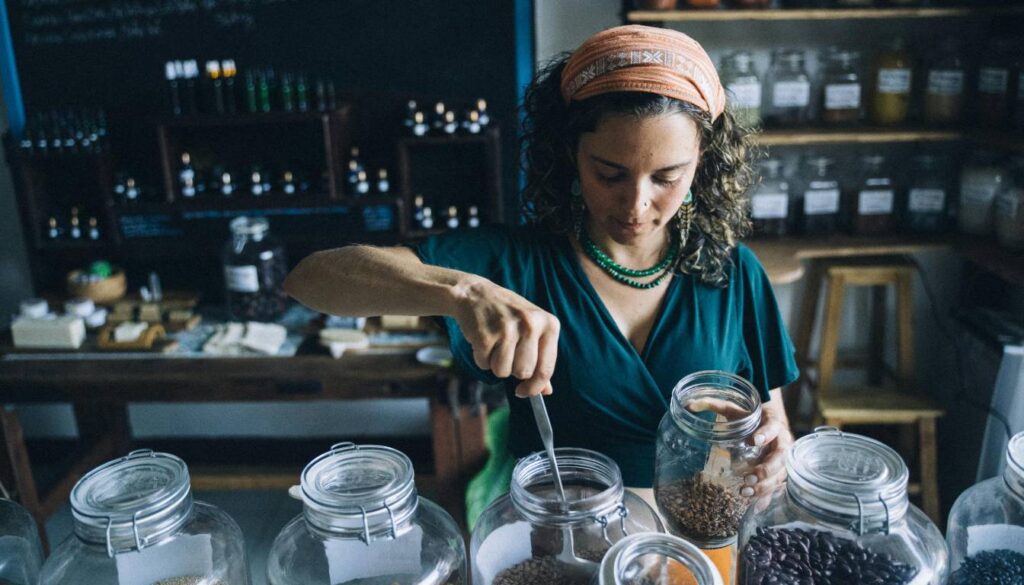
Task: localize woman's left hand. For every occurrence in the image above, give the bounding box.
[743,388,793,499]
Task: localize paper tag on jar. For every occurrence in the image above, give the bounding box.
[727,82,762,109]
[325,525,423,583]
[225,265,259,293]
[804,189,840,215]
[967,524,1024,556]
[752,193,789,219]
[115,533,213,585]
[858,190,894,215]
[825,83,861,110]
[474,522,534,584]
[978,67,1009,95]
[909,189,946,213]
[877,69,911,94]
[772,81,810,108]
[928,70,964,96]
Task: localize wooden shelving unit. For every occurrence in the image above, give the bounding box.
[756,127,964,146]
[626,4,1024,22]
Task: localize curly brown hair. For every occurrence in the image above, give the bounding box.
[520,55,759,287]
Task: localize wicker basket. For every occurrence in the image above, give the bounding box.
[66,268,127,304]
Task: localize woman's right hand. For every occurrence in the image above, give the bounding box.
[452,276,560,398]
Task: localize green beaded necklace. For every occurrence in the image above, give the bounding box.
[580,229,678,289]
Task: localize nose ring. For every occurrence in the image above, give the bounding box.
[643,200,650,208]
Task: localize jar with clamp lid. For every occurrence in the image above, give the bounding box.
[222,216,288,321]
[40,449,250,585]
[597,532,724,585]
[266,443,466,585]
[470,448,662,585]
[749,159,791,237]
[737,428,948,585]
[0,497,43,585]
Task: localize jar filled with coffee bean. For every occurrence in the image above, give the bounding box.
[471,448,663,585]
[222,216,288,321]
[597,533,723,585]
[737,428,949,585]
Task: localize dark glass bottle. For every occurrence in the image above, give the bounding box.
[851,155,895,235]
[798,156,842,235]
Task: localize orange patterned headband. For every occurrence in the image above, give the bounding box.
[560,25,726,122]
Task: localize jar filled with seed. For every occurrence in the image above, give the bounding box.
[40,450,250,585]
[267,443,466,585]
[470,448,663,585]
[222,216,288,321]
[654,371,764,584]
[597,532,724,585]
[0,497,43,585]
[946,431,1024,584]
[737,428,948,585]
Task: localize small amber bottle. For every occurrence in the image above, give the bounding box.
[870,38,913,126]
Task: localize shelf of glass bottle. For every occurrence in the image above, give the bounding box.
[126,193,402,211]
[626,4,1024,22]
[397,127,499,146]
[34,237,110,251]
[155,109,349,128]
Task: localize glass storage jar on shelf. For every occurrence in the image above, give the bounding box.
[40,450,250,585]
[820,49,863,126]
[946,431,1024,584]
[958,152,1007,237]
[749,159,790,237]
[222,216,288,322]
[903,155,951,234]
[976,38,1015,128]
[721,52,762,130]
[654,371,764,585]
[851,154,896,235]
[763,50,812,128]
[597,533,724,585]
[797,156,843,235]
[470,448,662,585]
[267,443,466,585]
[870,38,913,126]
[0,497,43,585]
[994,157,1024,250]
[737,428,948,585]
[924,40,966,126]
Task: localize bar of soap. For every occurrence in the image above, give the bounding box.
[240,322,288,355]
[11,316,86,349]
[380,315,420,329]
[319,328,370,358]
[113,322,149,343]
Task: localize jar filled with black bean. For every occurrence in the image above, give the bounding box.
[222,216,288,321]
[737,428,948,585]
[946,431,1024,584]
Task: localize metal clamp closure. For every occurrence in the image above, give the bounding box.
[104,510,146,558]
[356,502,401,546]
[593,503,630,546]
[851,493,891,536]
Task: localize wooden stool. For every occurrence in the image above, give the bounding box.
[793,256,944,523]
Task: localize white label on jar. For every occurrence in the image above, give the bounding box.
[962,183,998,205]
[325,525,423,583]
[727,82,762,109]
[908,188,946,213]
[979,67,1009,94]
[116,534,213,585]
[825,83,861,110]
[927,70,964,96]
[752,193,789,219]
[225,265,259,293]
[804,189,840,215]
[967,524,1024,556]
[475,522,534,583]
[772,81,811,108]
[877,68,911,94]
[858,190,894,215]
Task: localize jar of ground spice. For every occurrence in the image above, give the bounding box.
[597,533,724,585]
[654,371,764,584]
[471,448,663,585]
[737,428,949,585]
[821,49,864,126]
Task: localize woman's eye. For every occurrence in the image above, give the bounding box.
[655,176,681,186]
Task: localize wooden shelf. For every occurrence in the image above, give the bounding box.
[397,128,499,146]
[155,109,344,128]
[756,127,962,146]
[626,5,1024,22]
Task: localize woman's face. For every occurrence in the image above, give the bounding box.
[576,112,700,245]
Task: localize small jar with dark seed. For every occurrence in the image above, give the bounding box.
[222,216,289,322]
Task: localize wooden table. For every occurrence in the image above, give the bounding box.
[0,350,487,549]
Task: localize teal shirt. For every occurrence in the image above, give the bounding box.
[412,225,799,487]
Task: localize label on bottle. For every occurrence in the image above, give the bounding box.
[908,188,946,213]
[858,190,894,215]
[804,189,840,215]
[962,182,998,205]
[772,81,810,108]
[326,525,423,583]
[752,193,789,219]
[225,265,259,293]
[116,534,213,585]
[996,191,1021,218]
[979,67,1009,95]
[927,70,964,96]
[825,83,861,110]
[877,68,912,94]
[727,82,762,109]
[967,524,1024,556]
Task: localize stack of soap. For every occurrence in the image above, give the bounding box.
[12,316,86,349]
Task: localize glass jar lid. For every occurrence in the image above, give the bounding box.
[804,156,835,175]
[300,443,418,541]
[599,532,724,585]
[759,159,783,179]
[669,371,762,443]
[229,215,269,237]
[70,450,193,556]
[775,49,805,68]
[786,428,909,534]
[510,448,627,528]
[726,51,755,73]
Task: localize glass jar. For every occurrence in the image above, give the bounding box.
[222,216,288,321]
[976,39,1015,128]
[737,428,949,585]
[0,498,43,585]
[947,431,1024,584]
[40,450,250,585]
[821,49,863,126]
[870,38,913,126]
[995,157,1024,250]
[750,159,790,237]
[851,155,896,235]
[924,41,966,126]
[903,155,951,234]
[721,52,762,129]
[597,533,724,585]
[470,448,663,585]
[764,50,812,128]
[958,152,1007,237]
[798,156,843,235]
[654,371,763,584]
[267,443,466,585]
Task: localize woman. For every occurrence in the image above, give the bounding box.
[284,25,798,500]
